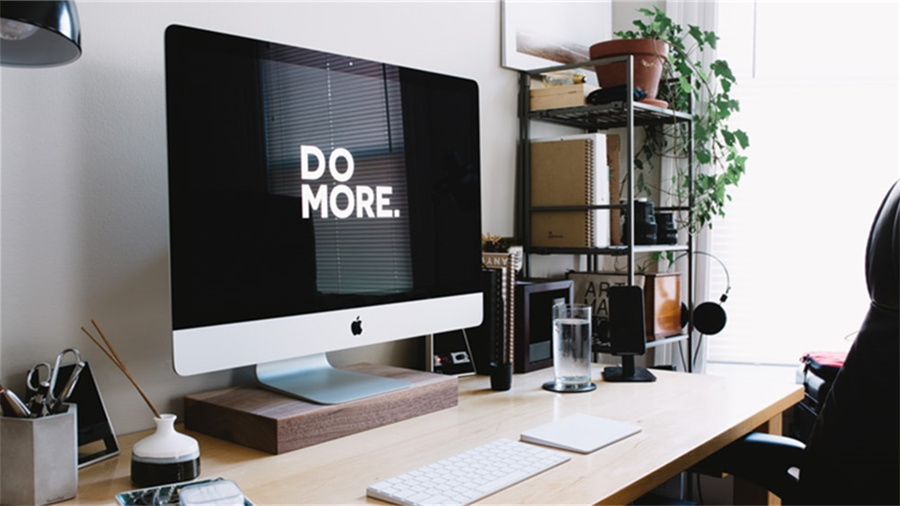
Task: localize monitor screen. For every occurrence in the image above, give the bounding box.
[164,25,483,403]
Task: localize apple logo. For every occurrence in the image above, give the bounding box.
[351,316,363,336]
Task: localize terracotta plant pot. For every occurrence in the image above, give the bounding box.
[589,39,668,102]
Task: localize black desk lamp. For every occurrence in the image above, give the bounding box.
[1,1,81,67]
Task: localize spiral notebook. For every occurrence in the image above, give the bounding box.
[520,413,641,454]
[530,134,610,248]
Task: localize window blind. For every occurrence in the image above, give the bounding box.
[261,54,412,295]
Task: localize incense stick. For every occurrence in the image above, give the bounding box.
[81,319,161,419]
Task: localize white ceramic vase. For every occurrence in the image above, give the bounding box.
[131,413,200,487]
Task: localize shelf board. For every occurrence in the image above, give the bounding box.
[529,101,691,130]
[527,244,688,256]
[647,334,690,349]
[633,244,689,254]
[594,334,689,355]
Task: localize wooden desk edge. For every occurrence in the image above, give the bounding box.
[600,382,803,506]
[71,371,805,505]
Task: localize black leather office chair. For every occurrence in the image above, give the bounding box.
[701,180,900,505]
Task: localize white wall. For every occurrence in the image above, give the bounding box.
[0,0,525,435]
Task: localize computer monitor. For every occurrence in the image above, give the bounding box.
[164,25,483,404]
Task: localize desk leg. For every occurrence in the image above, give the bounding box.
[733,413,783,506]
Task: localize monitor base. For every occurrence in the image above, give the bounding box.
[256,354,411,405]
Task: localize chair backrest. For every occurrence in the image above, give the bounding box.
[800,181,900,505]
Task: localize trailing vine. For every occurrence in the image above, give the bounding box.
[617,6,749,231]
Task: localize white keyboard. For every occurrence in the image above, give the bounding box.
[366,438,570,506]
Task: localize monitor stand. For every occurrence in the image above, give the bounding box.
[186,362,457,454]
[602,355,657,383]
[256,353,411,405]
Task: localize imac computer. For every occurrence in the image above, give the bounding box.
[164,25,483,405]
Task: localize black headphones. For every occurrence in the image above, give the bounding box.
[669,251,731,336]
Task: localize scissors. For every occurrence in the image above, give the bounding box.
[26,362,54,394]
[50,348,85,413]
[26,361,55,416]
[25,348,85,416]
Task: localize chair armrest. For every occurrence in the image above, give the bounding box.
[697,432,805,502]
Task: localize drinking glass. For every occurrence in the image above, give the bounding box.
[543,303,596,392]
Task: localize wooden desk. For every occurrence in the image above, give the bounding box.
[71,367,802,505]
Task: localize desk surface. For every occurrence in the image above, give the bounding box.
[71,366,802,505]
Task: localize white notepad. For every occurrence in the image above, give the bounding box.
[520,413,641,454]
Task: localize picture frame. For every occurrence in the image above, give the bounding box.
[54,362,120,467]
[514,279,574,373]
[501,0,612,72]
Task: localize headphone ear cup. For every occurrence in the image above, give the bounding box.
[693,301,727,335]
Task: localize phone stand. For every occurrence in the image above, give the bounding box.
[602,356,656,382]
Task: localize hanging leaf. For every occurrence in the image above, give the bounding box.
[696,148,712,165]
[688,25,704,46]
[734,130,750,149]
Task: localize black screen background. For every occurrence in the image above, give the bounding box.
[165,26,482,330]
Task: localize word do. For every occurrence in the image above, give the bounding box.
[300,145,399,219]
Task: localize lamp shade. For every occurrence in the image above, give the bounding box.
[0,0,81,67]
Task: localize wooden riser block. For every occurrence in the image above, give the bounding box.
[184,363,458,454]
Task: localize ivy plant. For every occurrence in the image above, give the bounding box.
[617,6,749,231]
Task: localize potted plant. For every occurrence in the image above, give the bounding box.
[602,6,749,232]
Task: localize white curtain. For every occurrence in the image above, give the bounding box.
[705,2,898,375]
[654,0,718,373]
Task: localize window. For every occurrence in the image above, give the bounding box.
[706,2,899,378]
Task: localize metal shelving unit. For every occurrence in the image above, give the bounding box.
[517,55,697,370]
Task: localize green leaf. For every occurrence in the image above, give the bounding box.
[679,76,692,94]
[696,148,712,164]
[657,15,672,34]
[720,78,732,93]
[694,123,708,141]
[712,60,736,82]
[688,25,704,45]
[721,129,735,145]
[734,130,750,149]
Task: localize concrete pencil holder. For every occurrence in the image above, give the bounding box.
[0,404,77,505]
